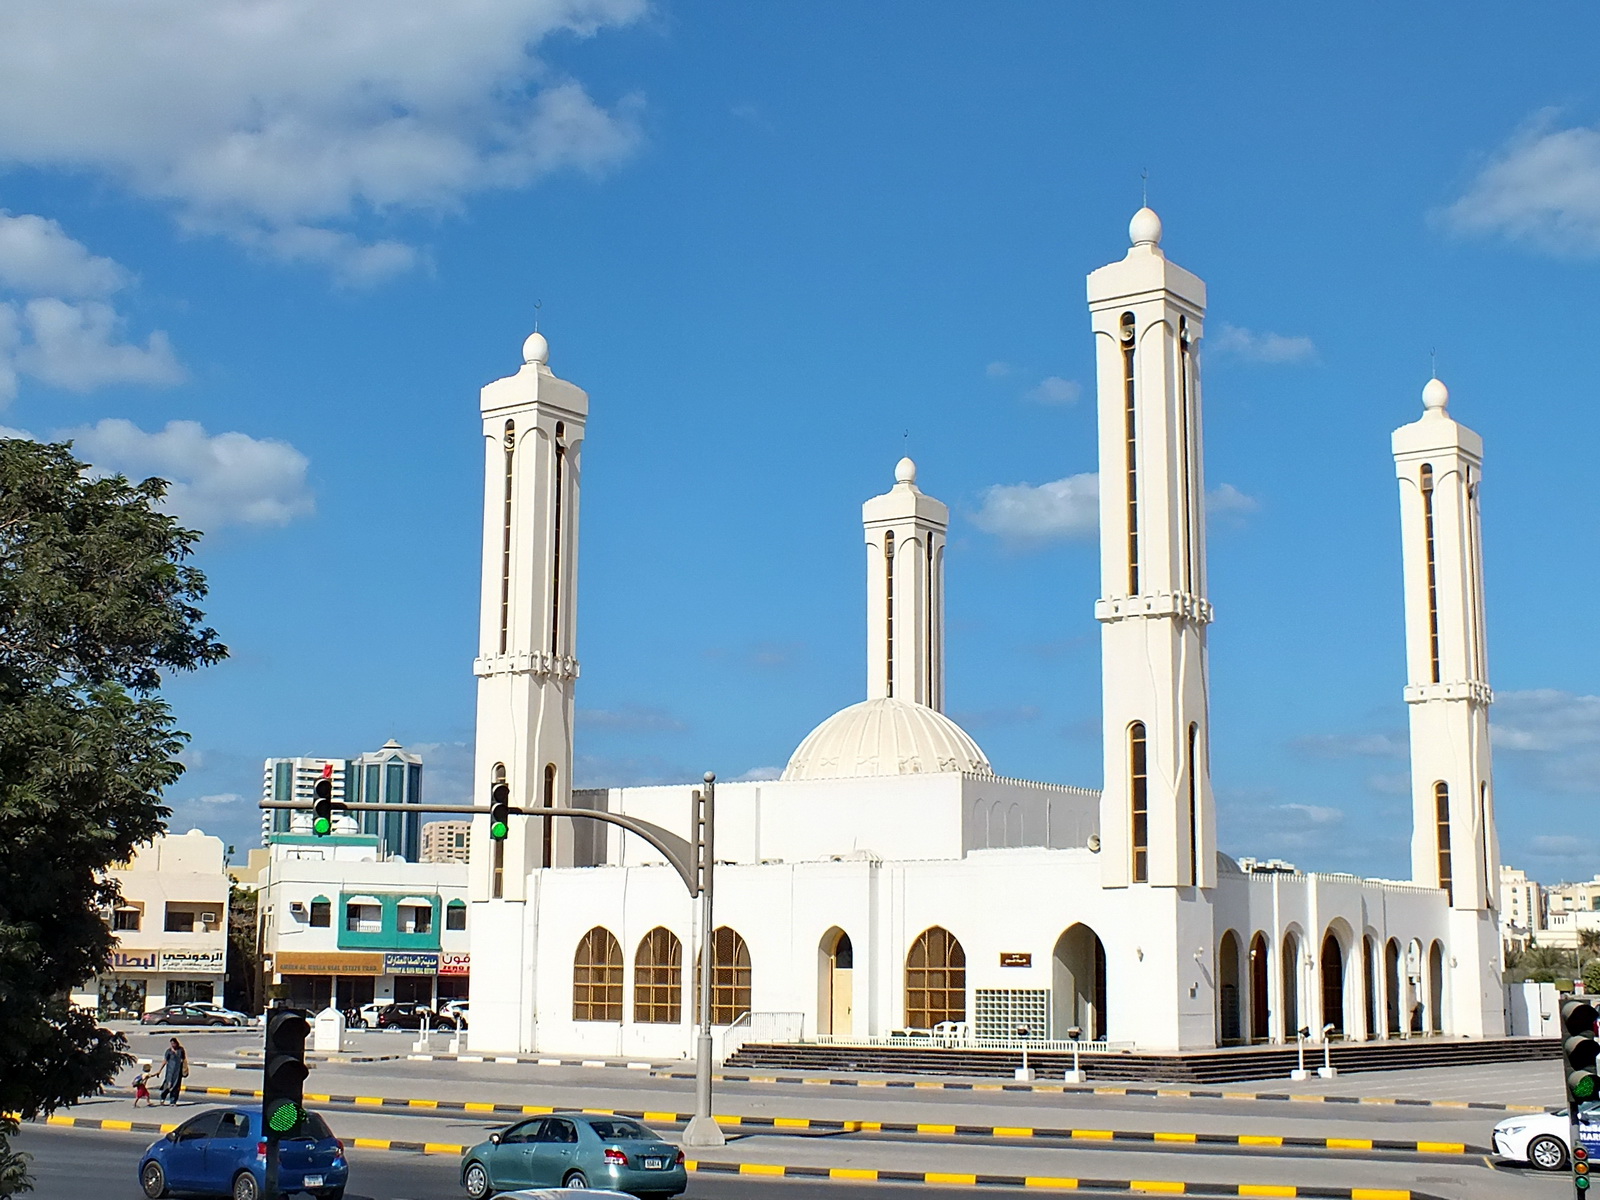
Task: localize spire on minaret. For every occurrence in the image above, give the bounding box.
[1088,208,1215,891]
[1391,376,1503,1037]
[862,456,948,710]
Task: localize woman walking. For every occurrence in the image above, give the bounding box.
[159,1038,187,1105]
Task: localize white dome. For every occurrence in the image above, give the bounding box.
[782,697,992,782]
[1422,376,1449,413]
[522,331,549,365]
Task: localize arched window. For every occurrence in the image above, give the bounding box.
[1129,722,1149,883]
[542,763,557,869]
[551,421,566,657]
[884,530,896,698]
[572,927,623,1022]
[499,420,515,654]
[1121,311,1139,594]
[905,926,966,1028]
[446,899,467,931]
[1421,464,1440,683]
[694,926,752,1026]
[1177,315,1195,594]
[1434,781,1452,903]
[634,927,683,1024]
[1186,723,1199,887]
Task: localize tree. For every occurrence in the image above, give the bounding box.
[0,439,226,1193]
[1578,929,1600,977]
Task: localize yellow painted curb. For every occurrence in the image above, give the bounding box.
[1023,1177,1081,1190]
[1131,1181,1185,1193]
[737,1162,785,1175]
[830,1168,879,1180]
[1238,1186,1297,1198]
[925,1172,977,1184]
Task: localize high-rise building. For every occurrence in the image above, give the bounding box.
[261,757,353,844]
[352,739,424,862]
[422,821,472,864]
[263,741,423,861]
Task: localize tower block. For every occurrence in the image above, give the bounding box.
[1088,209,1216,891]
[862,457,948,710]
[468,331,587,1053]
[1392,378,1503,1036]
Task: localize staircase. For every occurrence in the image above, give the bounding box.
[727,1036,1558,1084]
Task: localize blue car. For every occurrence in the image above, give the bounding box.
[138,1107,348,1200]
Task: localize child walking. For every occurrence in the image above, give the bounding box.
[131,1068,151,1107]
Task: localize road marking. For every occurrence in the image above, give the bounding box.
[738,1162,786,1175]
[925,1172,977,1184]
[1237,1186,1296,1197]
[1023,1177,1080,1189]
[1130,1180,1185,1193]
[831,1167,878,1180]
[1153,1132,1197,1143]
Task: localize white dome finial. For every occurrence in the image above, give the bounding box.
[895,456,917,486]
[1422,376,1449,415]
[1130,206,1163,248]
[522,331,549,366]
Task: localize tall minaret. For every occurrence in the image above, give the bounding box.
[1088,209,1216,891]
[468,330,587,1053]
[1392,377,1503,1036]
[862,457,947,709]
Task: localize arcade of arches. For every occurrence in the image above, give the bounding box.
[1215,926,1448,1044]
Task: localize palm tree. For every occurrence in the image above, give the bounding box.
[1579,929,1600,978]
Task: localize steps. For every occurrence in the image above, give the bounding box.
[726,1036,1559,1084]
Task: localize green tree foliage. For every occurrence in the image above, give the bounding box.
[0,439,225,1191]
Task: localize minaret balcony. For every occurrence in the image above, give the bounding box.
[472,651,581,681]
[1403,680,1492,705]
[1094,591,1214,625]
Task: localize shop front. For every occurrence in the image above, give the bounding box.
[273,949,469,1012]
[89,948,227,1018]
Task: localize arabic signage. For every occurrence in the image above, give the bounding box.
[107,948,227,974]
[275,951,384,976]
[999,952,1033,968]
[384,952,440,976]
[110,950,159,973]
[439,952,470,977]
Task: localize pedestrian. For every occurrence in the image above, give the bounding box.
[131,1068,151,1107]
[159,1037,187,1105]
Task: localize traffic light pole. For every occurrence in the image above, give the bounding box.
[263,1140,281,1200]
[683,775,724,1149]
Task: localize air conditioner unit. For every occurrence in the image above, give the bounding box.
[289,901,306,915]
[200,912,218,924]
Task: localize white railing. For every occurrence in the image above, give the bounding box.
[718,1011,753,1061]
[805,1031,1135,1053]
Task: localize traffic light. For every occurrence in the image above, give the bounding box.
[489,782,510,841]
[262,1006,310,1138]
[1564,999,1600,1105]
[311,763,334,837]
[1577,1144,1591,1193]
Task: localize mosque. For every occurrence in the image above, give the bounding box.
[464,209,1504,1058]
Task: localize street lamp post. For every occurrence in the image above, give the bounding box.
[683,773,725,1148]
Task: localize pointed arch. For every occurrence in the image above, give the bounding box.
[1319,928,1346,1037]
[1362,934,1378,1041]
[633,927,682,1024]
[1428,940,1445,1034]
[1384,938,1402,1036]
[1052,924,1107,1041]
[1217,930,1243,1045]
[693,926,751,1026]
[818,927,854,1036]
[906,926,966,1028]
[1281,929,1302,1041]
[573,927,623,1022]
[1129,721,1149,883]
[1248,932,1270,1042]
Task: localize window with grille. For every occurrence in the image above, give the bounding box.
[1130,722,1149,883]
[1434,782,1452,903]
[573,927,623,1021]
[633,926,683,1024]
[973,988,1047,1040]
[905,926,966,1028]
[695,926,751,1025]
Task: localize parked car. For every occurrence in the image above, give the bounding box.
[1492,1107,1578,1170]
[460,1114,685,1199]
[488,1191,633,1199]
[441,1000,469,1027]
[139,1004,240,1027]
[374,1002,455,1031]
[138,1106,348,1200]
[177,1003,249,1026]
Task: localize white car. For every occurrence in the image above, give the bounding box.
[354,1002,385,1029]
[1492,1108,1574,1171]
[442,1000,469,1026]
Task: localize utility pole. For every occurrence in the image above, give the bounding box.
[683,772,725,1148]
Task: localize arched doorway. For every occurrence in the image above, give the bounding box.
[817,928,854,1036]
[1218,931,1243,1044]
[1281,931,1302,1041]
[1249,932,1270,1042]
[1319,931,1345,1037]
[906,927,966,1029]
[1428,941,1445,1033]
[1384,938,1402,1036]
[1362,935,1378,1041]
[1051,924,1106,1040]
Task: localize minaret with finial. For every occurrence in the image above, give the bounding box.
[1088,208,1216,892]
[1392,375,1504,1036]
[862,457,948,710]
[468,328,587,1051]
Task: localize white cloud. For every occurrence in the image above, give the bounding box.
[0,1,647,279]
[1209,323,1317,364]
[580,705,688,733]
[0,214,184,402]
[1292,731,1409,759]
[1026,375,1082,406]
[971,471,1098,545]
[66,418,314,530]
[735,765,784,782]
[1275,802,1344,827]
[0,211,129,297]
[985,361,1013,379]
[1492,690,1600,796]
[1444,111,1600,256]
[1208,482,1260,518]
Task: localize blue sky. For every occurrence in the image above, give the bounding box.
[2,2,1597,882]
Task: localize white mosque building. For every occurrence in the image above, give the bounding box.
[465,209,1504,1058]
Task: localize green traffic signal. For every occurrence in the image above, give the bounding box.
[490,781,511,841]
[312,775,334,838]
[264,1096,305,1135]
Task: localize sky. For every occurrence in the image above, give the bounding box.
[1,2,1597,883]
